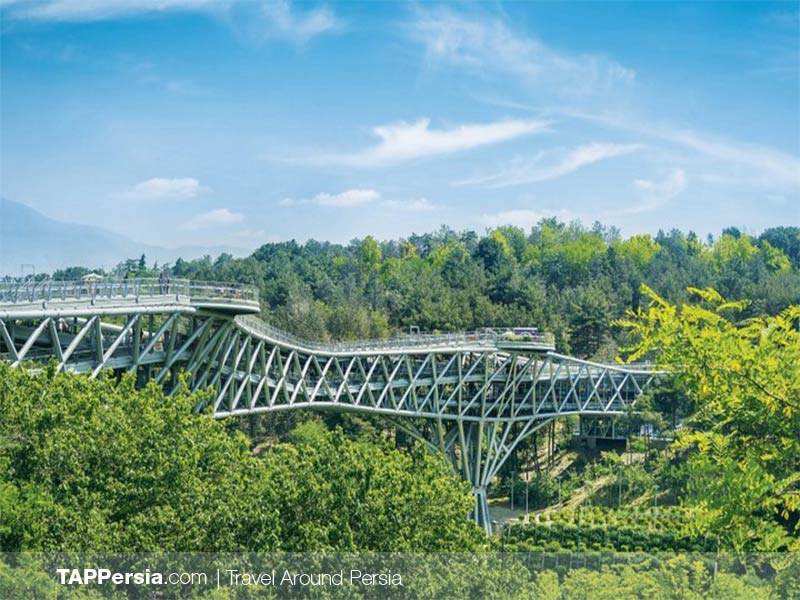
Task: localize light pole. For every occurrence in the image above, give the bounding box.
[618,464,623,509]
[525,471,529,516]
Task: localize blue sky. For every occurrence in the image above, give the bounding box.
[1,0,798,249]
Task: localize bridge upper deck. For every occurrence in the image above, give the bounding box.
[0,277,556,353]
[0,277,261,314]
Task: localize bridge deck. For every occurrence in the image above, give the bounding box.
[0,278,556,354]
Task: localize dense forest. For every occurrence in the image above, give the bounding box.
[2,221,799,597]
[55,221,800,359]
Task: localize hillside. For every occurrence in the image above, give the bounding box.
[0,198,250,276]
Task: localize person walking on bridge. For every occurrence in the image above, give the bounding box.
[159,269,170,295]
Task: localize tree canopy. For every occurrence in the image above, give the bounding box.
[0,365,483,552]
[150,223,800,360]
[617,286,800,550]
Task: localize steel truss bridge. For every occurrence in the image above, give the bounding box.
[0,278,659,532]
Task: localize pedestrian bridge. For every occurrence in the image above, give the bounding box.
[0,278,660,532]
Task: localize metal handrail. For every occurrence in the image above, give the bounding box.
[237,315,554,353]
[0,277,259,305]
[0,277,556,353]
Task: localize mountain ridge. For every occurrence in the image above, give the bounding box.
[0,198,252,276]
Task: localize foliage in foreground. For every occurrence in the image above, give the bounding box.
[1,552,798,599]
[617,286,800,551]
[0,364,482,552]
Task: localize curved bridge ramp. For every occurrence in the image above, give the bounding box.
[0,278,660,533]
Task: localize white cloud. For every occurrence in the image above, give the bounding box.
[315,118,550,167]
[281,189,380,208]
[480,208,580,229]
[115,177,209,201]
[1,0,339,42]
[612,168,687,215]
[183,208,244,229]
[260,0,338,42]
[660,127,799,189]
[314,189,379,207]
[546,108,800,191]
[0,0,221,21]
[407,8,635,97]
[280,190,440,211]
[458,143,642,187]
[381,197,437,211]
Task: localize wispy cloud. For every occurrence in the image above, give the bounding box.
[480,208,580,229]
[258,0,338,43]
[114,177,209,201]
[313,118,550,167]
[610,168,687,215]
[407,8,635,97]
[1,0,339,42]
[314,189,379,207]
[381,197,437,212]
[0,0,222,21]
[458,142,642,187]
[280,189,380,208]
[541,108,800,191]
[280,189,440,211]
[660,127,799,189]
[183,208,244,230]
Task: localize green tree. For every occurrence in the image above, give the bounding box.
[612,234,661,271]
[0,367,281,552]
[359,235,382,273]
[617,285,800,550]
[568,284,614,357]
[759,226,800,264]
[0,365,482,552]
[262,421,484,551]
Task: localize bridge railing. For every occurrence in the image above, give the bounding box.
[0,277,259,305]
[0,276,556,353]
[238,314,493,352]
[237,315,554,353]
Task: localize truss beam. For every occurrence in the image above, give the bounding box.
[1,287,659,534]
